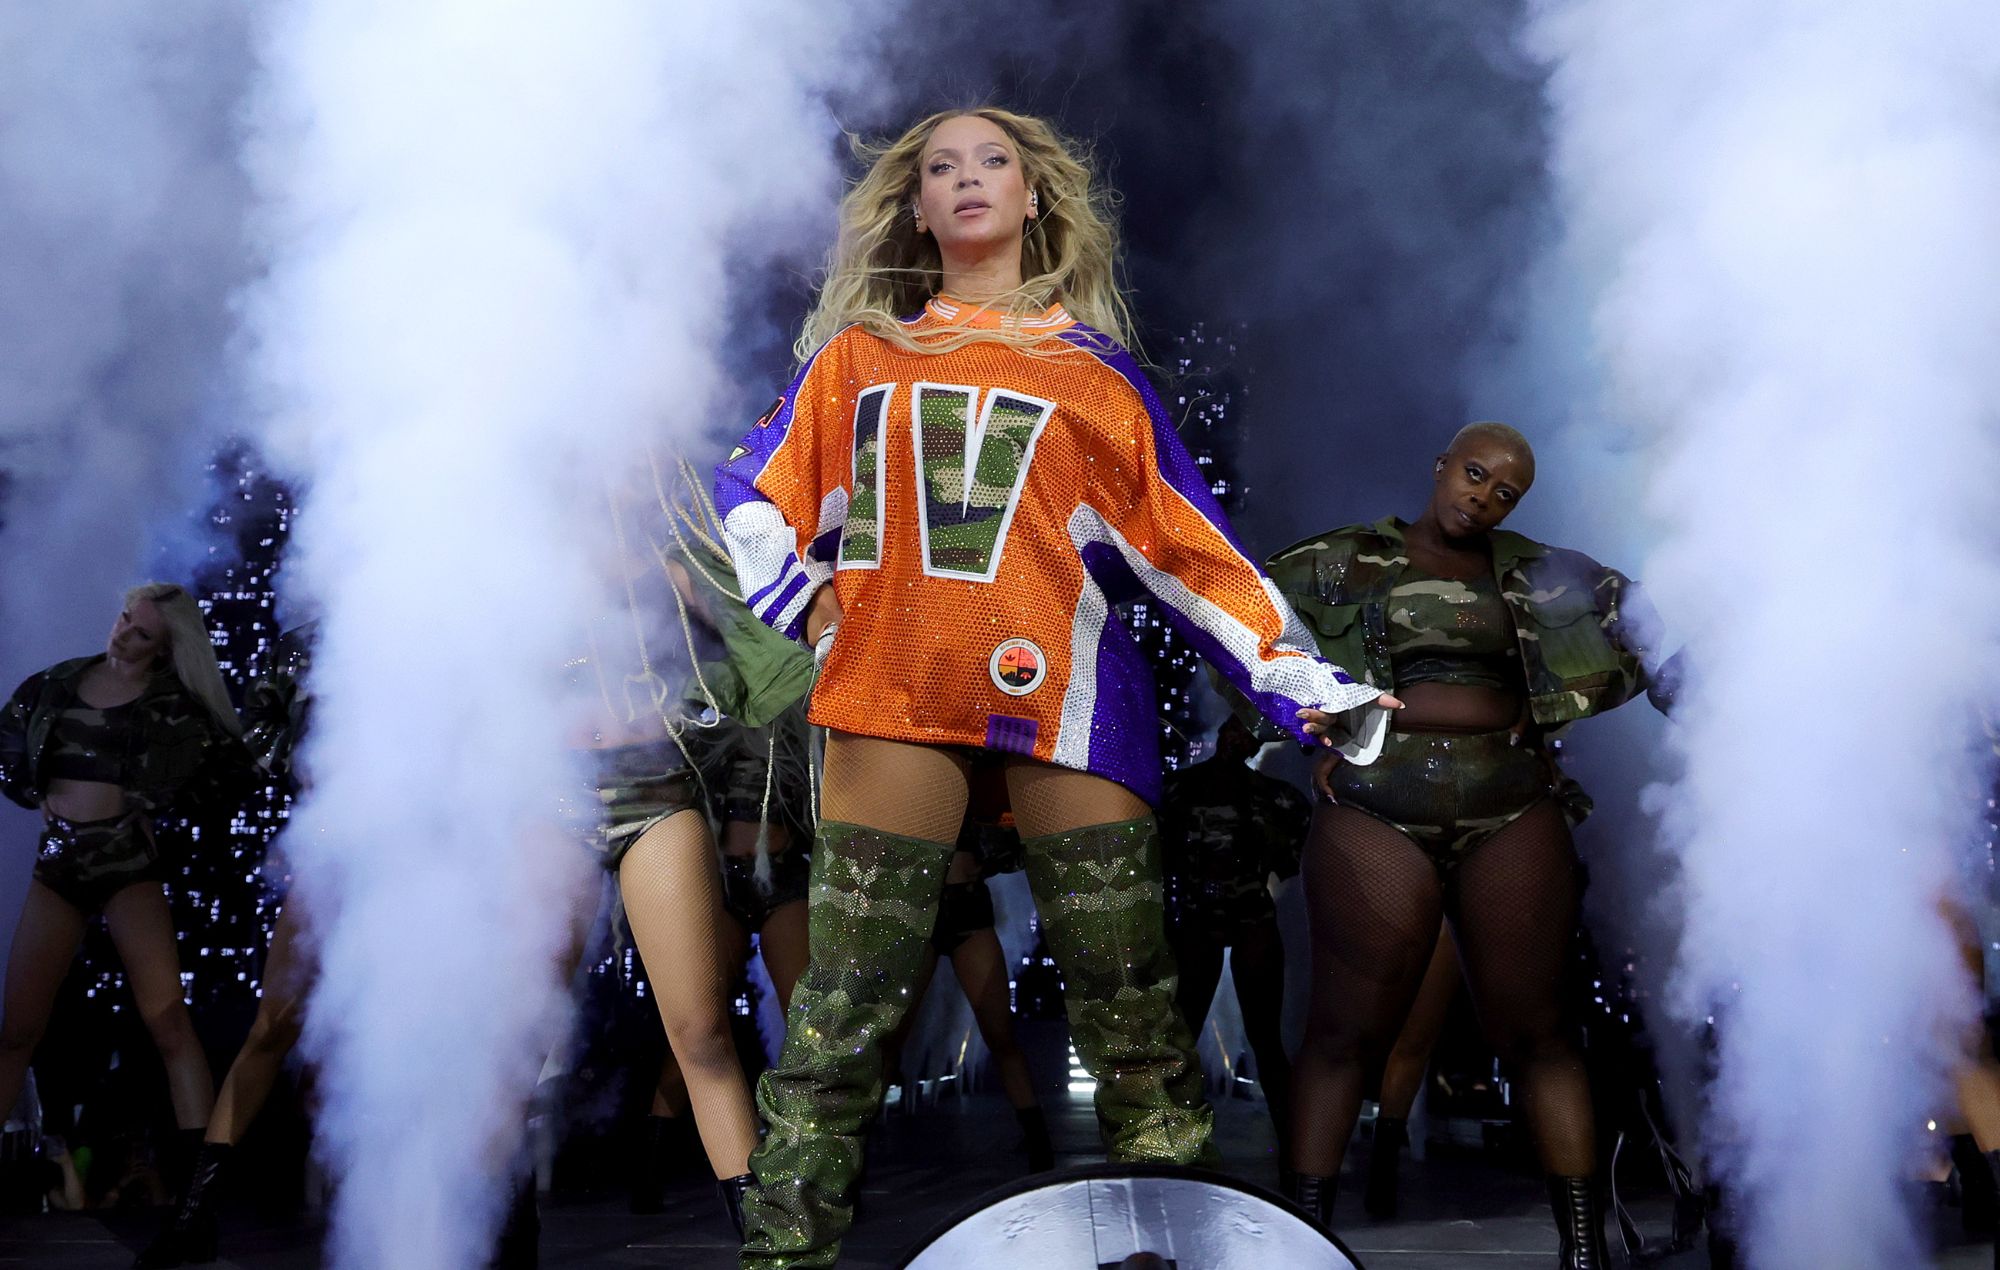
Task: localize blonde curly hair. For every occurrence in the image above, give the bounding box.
[794,107,1135,363]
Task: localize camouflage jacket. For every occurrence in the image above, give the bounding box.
[1265,517,1659,726]
[244,623,316,780]
[676,550,815,730]
[0,655,251,815]
[1158,757,1312,922]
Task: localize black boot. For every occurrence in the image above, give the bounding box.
[489,1172,539,1270]
[134,1141,230,1268]
[1016,1107,1055,1173]
[1364,1116,1407,1220]
[1547,1175,1610,1270]
[1283,1169,1336,1231]
[160,1129,204,1202]
[1986,1151,2000,1270]
[1957,1136,2000,1234]
[627,1115,676,1215]
[1704,1182,1738,1270]
[719,1174,754,1241]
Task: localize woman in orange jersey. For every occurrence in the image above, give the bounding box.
[714,107,1397,1268]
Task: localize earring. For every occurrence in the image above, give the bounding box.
[1028,190,1039,215]
[912,203,925,231]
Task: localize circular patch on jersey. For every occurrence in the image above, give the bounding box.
[989,638,1047,697]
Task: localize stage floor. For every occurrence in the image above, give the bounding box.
[4,1093,1993,1268]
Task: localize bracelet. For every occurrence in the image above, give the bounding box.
[813,622,839,670]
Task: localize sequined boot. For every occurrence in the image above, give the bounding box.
[740,822,953,1270]
[1019,816,1215,1166]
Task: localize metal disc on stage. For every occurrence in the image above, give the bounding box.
[898,1163,1366,1269]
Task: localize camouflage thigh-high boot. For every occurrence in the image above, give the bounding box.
[1021,816,1217,1166]
[739,821,952,1270]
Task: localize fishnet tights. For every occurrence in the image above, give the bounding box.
[619,809,758,1178]
[813,731,1154,1128]
[1175,919,1292,1144]
[1944,901,2000,1151]
[1290,798,1595,1177]
[819,731,1148,841]
[1379,925,1459,1120]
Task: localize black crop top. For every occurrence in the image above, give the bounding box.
[41,699,136,784]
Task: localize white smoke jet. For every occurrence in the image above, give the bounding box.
[236,2,897,1264]
[1525,2,2000,1264]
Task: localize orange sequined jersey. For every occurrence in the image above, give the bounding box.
[714,298,1377,804]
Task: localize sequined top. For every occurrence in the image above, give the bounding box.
[714,298,1382,804]
[576,547,816,838]
[1385,564,1520,691]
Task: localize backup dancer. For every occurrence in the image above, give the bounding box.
[1272,423,1661,1268]
[1157,715,1310,1159]
[583,473,816,1237]
[715,106,1393,1267]
[0,585,247,1244]
[138,623,317,1267]
[1360,924,1458,1220]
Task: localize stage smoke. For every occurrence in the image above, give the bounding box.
[235,2,896,1265]
[1525,2,2000,1264]
[0,2,251,674]
[1188,0,1550,550]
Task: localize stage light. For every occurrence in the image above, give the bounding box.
[898,1164,1366,1269]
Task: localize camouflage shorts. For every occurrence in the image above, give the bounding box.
[720,844,812,931]
[35,811,163,912]
[930,877,995,956]
[588,738,704,872]
[955,817,1025,877]
[710,744,805,827]
[673,719,812,833]
[1324,728,1556,870]
[1165,875,1276,942]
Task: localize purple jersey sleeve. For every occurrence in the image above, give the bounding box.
[714,335,848,641]
[1070,332,1384,757]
